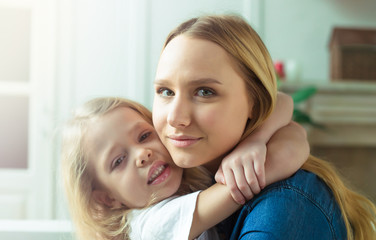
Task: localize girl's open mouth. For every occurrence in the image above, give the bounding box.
[147,163,170,185]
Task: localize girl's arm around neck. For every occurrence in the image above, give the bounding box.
[189,122,310,239]
[189,183,240,240]
[249,91,293,142]
[264,121,309,184]
[214,91,294,203]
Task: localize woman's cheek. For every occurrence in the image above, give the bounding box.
[152,106,165,135]
[199,109,219,128]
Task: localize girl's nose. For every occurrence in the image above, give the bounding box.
[167,97,191,128]
[136,148,152,167]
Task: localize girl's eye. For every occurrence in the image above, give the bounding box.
[139,132,151,142]
[196,88,215,97]
[112,155,126,169]
[157,88,174,97]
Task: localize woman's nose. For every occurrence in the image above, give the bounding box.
[167,97,191,128]
[136,148,152,167]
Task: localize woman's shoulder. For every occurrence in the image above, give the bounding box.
[263,169,330,196]
[230,169,346,239]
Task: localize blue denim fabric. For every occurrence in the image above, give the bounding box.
[227,169,347,240]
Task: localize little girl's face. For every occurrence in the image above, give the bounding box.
[85,107,183,208]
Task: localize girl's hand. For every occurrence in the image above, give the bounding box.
[214,92,293,204]
[215,140,266,204]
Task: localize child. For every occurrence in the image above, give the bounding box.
[61,96,305,240]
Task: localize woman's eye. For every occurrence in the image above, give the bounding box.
[139,132,151,142]
[113,155,126,169]
[196,88,215,97]
[157,88,174,97]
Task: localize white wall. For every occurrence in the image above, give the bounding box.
[262,0,376,83]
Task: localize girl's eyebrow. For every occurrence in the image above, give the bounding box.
[154,78,222,86]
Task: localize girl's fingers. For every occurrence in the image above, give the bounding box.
[230,165,256,201]
[223,167,246,204]
[214,167,226,184]
[253,160,266,189]
[242,163,261,197]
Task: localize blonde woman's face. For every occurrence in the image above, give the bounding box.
[153,36,252,173]
[86,107,183,208]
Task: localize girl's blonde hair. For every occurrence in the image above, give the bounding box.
[164,14,376,239]
[61,97,212,240]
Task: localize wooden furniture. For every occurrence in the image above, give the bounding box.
[329,27,376,81]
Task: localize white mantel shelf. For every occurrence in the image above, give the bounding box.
[280,81,376,95]
[280,81,376,147]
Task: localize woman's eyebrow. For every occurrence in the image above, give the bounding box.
[189,78,223,85]
[154,78,222,85]
[154,79,167,85]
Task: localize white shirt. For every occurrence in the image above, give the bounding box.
[129,191,220,240]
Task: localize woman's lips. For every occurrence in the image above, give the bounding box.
[147,162,170,185]
[167,135,201,147]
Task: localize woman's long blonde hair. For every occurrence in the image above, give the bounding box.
[164,14,376,239]
[61,97,212,240]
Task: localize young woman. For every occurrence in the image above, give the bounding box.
[152,14,376,239]
[61,97,306,240]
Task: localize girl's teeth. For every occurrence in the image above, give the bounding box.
[148,165,166,183]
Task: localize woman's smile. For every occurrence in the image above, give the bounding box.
[167,134,203,148]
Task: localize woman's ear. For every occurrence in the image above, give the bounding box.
[92,190,122,208]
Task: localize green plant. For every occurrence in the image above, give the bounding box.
[276,75,322,128]
[290,86,322,128]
